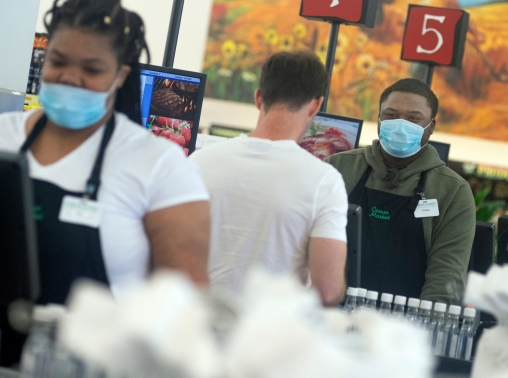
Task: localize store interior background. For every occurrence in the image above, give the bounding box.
[5,0,508,216]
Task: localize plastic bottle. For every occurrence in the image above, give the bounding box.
[365,291,378,309]
[431,302,447,356]
[444,305,461,358]
[20,306,58,378]
[406,298,420,324]
[356,288,367,309]
[379,293,393,316]
[45,305,84,378]
[393,295,407,320]
[455,308,476,361]
[418,300,433,346]
[418,300,433,327]
[344,287,358,313]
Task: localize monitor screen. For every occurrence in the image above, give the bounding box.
[498,215,508,264]
[299,112,363,160]
[209,125,249,139]
[0,151,39,304]
[469,221,495,274]
[139,64,206,156]
[428,140,451,166]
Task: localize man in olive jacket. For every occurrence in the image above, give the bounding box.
[326,78,475,305]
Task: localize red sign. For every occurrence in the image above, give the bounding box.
[300,0,378,28]
[401,6,469,68]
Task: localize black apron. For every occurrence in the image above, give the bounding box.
[1,115,115,366]
[21,114,115,304]
[349,166,428,299]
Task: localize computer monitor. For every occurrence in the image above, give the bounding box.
[469,221,496,324]
[299,112,363,160]
[0,151,40,366]
[209,125,249,139]
[428,140,450,166]
[469,221,495,274]
[346,204,362,288]
[497,215,508,265]
[139,64,206,156]
[0,88,25,114]
[0,152,39,303]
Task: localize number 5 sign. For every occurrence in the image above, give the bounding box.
[401,5,469,68]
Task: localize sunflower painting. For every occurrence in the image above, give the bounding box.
[202,0,508,142]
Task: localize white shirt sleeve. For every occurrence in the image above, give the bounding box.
[146,146,210,213]
[310,169,348,242]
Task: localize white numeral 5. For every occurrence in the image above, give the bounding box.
[416,14,446,54]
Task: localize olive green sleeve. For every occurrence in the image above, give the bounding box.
[420,181,476,305]
[325,152,368,195]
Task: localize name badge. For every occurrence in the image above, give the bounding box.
[59,195,101,228]
[414,199,439,218]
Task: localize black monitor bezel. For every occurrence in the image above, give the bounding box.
[469,221,495,274]
[314,112,364,149]
[139,64,207,156]
[428,140,451,166]
[0,151,40,303]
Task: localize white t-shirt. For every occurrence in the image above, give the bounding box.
[190,134,348,296]
[0,111,209,300]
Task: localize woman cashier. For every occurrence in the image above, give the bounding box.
[3,0,211,301]
[0,0,211,364]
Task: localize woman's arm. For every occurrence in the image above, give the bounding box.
[144,200,211,285]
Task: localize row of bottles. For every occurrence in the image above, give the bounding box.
[343,288,476,361]
[20,305,105,378]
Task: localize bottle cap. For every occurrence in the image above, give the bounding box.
[434,302,447,313]
[366,290,378,300]
[449,305,461,316]
[420,300,433,310]
[464,308,476,318]
[408,298,420,308]
[346,287,358,296]
[357,288,367,298]
[394,295,407,305]
[32,305,65,323]
[381,293,393,303]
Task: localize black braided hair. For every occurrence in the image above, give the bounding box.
[44,0,151,124]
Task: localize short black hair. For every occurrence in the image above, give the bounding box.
[259,51,328,112]
[379,78,439,119]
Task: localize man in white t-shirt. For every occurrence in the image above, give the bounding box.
[190,51,348,305]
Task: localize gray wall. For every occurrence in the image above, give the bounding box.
[0,0,41,93]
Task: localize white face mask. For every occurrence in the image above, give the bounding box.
[379,118,432,158]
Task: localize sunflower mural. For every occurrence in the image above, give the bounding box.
[203,0,508,142]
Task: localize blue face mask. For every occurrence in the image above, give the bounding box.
[379,118,432,158]
[38,76,120,130]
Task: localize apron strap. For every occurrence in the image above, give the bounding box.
[408,171,427,212]
[20,114,47,153]
[85,115,116,200]
[20,113,116,201]
[358,165,373,187]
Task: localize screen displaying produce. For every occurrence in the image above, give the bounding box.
[299,114,363,160]
[147,116,193,156]
[140,68,204,156]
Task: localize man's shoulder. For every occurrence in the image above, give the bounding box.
[326,148,366,165]
[426,165,474,206]
[429,165,469,188]
[325,148,368,182]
